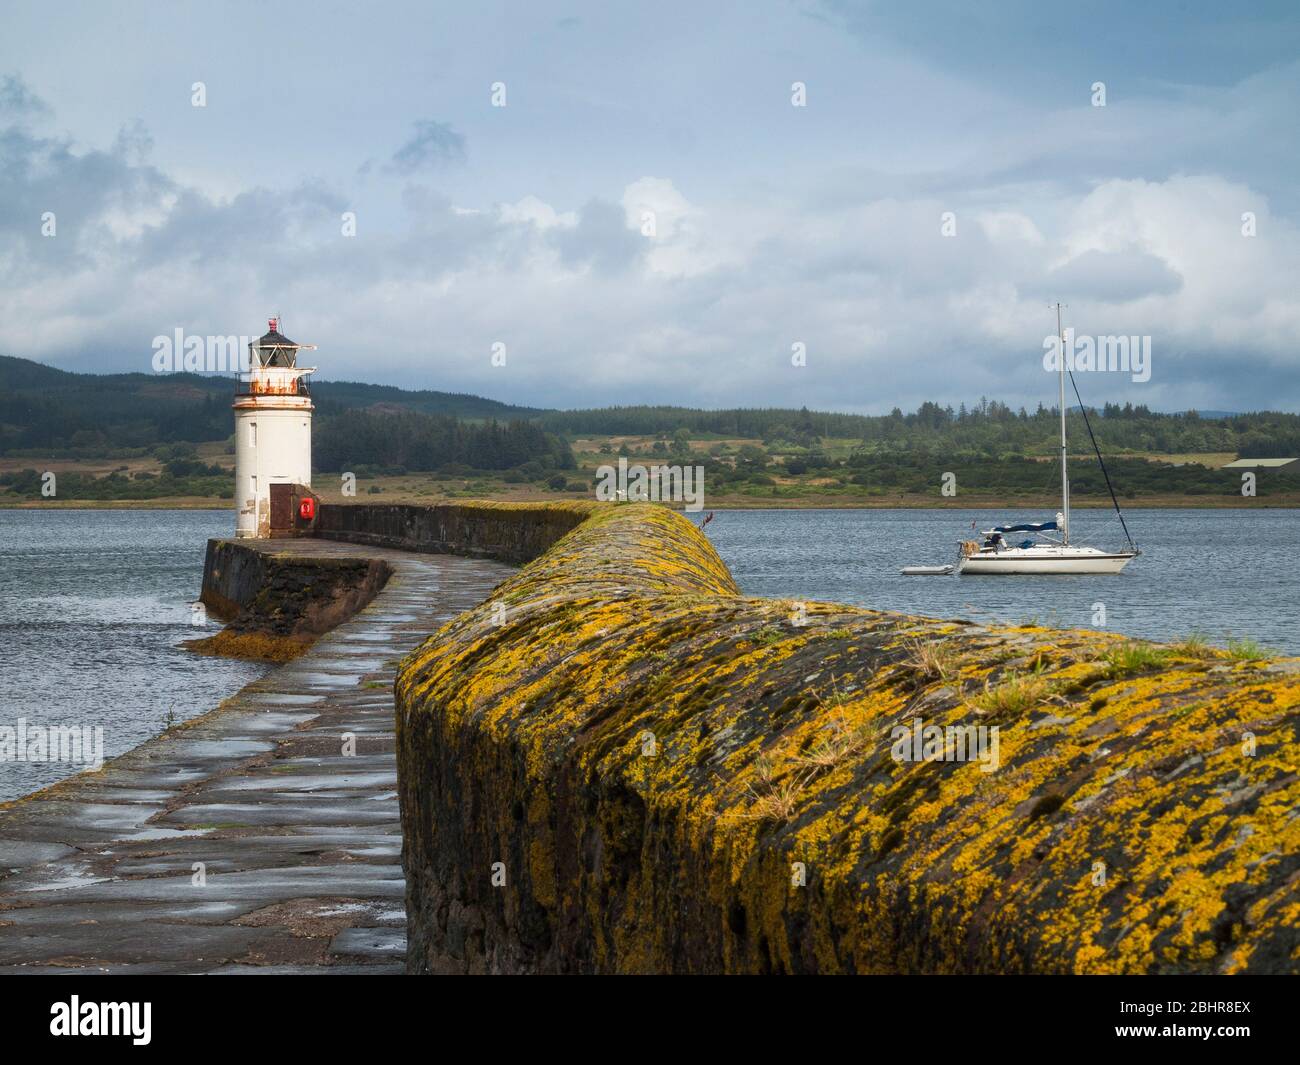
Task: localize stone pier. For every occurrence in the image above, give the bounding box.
[3,501,1295,975]
[0,539,512,973]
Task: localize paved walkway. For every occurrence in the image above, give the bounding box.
[0,540,513,973]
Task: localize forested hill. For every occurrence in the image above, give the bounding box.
[539,401,1300,458]
[311,380,541,419]
[0,356,538,453]
[3,354,1300,459]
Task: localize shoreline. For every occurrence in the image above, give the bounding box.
[4,496,1300,511]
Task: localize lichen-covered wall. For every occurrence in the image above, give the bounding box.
[196,539,391,660]
[316,501,596,564]
[396,503,1299,974]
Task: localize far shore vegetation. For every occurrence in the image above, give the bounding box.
[3,354,1298,507]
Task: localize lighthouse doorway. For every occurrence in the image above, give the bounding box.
[269,483,294,533]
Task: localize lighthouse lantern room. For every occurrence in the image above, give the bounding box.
[233,318,317,538]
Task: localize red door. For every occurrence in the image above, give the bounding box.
[269,483,293,533]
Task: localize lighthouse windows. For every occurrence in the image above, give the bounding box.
[249,422,257,447]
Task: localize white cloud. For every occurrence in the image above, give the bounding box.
[0,66,1297,414]
[496,195,575,230]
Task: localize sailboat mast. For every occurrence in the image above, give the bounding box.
[1056,302,1069,545]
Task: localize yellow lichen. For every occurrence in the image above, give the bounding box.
[394,501,1300,975]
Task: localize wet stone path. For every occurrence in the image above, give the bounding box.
[0,540,513,974]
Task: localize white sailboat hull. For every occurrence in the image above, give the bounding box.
[958,307,1139,577]
[959,547,1136,575]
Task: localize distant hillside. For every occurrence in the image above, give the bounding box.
[310,379,541,419]
[0,356,539,454]
[4,354,1300,461]
[539,401,1300,458]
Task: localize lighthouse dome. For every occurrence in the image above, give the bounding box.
[254,318,301,367]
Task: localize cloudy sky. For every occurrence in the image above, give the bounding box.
[2,0,1298,413]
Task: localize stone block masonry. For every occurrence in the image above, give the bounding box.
[395,503,1299,974]
[195,538,393,660]
[315,500,596,564]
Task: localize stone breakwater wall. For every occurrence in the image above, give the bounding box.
[394,502,1299,974]
[196,538,392,659]
[192,502,594,659]
[315,501,596,565]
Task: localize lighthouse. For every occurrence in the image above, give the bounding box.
[233,318,317,538]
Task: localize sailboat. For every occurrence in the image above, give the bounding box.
[957,304,1140,575]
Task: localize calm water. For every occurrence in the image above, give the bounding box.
[0,509,265,802]
[708,508,1300,655]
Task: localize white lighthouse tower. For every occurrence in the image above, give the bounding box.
[233,318,317,538]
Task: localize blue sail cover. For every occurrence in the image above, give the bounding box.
[993,521,1058,533]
